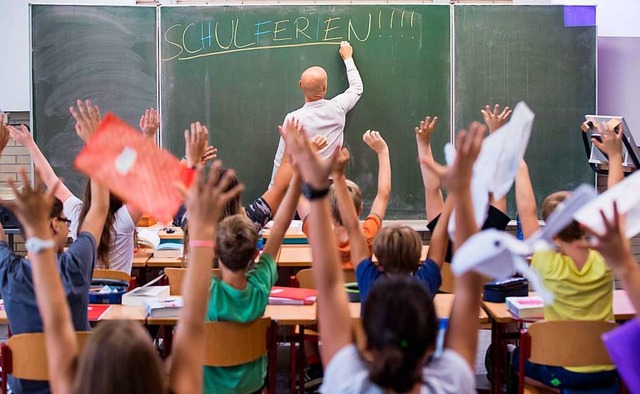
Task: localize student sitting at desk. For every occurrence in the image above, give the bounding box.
[333,146,447,304]
[418,105,512,262]
[513,122,624,392]
[299,130,391,270]
[0,110,108,394]
[9,104,160,274]
[282,117,486,394]
[8,156,240,394]
[203,118,302,394]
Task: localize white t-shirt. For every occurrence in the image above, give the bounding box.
[321,345,475,394]
[269,58,363,187]
[63,196,136,273]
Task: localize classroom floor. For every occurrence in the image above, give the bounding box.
[0,325,490,393]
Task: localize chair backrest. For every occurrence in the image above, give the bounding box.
[203,318,272,367]
[528,320,617,367]
[93,269,131,284]
[295,268,356,289]
[165,268,221,295]
[3,332,92,380]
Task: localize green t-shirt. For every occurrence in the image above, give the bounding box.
[203,252,278,394]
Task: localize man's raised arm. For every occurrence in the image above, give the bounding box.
[333,41,363,112]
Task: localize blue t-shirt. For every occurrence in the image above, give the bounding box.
[356,258,442,304]
[0,232,96,394]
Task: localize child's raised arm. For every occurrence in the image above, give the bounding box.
[422,122,486,367]
[483,104,512,213]
[363,130,391,221]
[3,170,76,394]
[415,116,444,222]
[170,163,243,394]
[9,123,74,204]
[426,197,453,268]
[279,122,351,367]
[515,159,540,239]
[69,101,110,241]
[583,203,640,318]
[592,121,624,189]
[332,148,370,269]
[139,108,160,140]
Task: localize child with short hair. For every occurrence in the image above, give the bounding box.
[333,146,449,303]
[513,121,623,391]
[203,118,303,394]
[299,130,391,269]
[281,118,487,394]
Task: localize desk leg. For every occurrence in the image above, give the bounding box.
[162,325,174,359]
[290,326,297,394]
[491,320,503,394]
[298,325,305,394]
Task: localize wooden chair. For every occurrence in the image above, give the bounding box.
[204,318,277,394]
[93,268,132,283]
[518,320,620,394]
[164,267,221,296]
[0,332,92,394]
[293,268,355,289]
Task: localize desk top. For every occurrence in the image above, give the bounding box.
[276,244,430,267]
[147,257,184,268]
[482,290,636,323]
[132,249,153,268]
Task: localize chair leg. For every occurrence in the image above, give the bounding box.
[298,325,305,394]
[1,343,10,394]
[290,326,297,394]
[267,322,277,394]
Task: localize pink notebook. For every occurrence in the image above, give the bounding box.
[75,114,194,221]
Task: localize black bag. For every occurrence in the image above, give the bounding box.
[482,277,529,303]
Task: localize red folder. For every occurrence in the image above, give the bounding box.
[269,286,318,305]
[74,114,194,221]
[87,304,111,321]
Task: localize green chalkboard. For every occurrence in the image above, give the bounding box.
[160,5,451,219]
[31,5,157,197]
[454,5,596,219]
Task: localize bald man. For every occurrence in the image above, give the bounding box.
[269,41,363,186]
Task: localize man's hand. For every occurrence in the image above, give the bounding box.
[592,120,623,158]
[279,117,338,190]
[184,122,208,168]
[339,41,353,60]
[139,108,160,139]
[415,116,438,146]
[69,100,101,142]
[363,130,388,154]
[421,122,486,194]
[481,104,512,133]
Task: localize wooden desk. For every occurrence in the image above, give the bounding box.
[277,244,430,268]
[482,290,636,323]
[132,249,153,268]
[482,289,636,393]
[158,227,184,241]
[99,305,147,323]
[262,226,307,245]
[147,256,184,268]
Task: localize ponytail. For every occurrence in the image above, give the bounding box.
[369,345,422,393]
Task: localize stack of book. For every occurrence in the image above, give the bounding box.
[505,296,544,319]
[269,287,318,305]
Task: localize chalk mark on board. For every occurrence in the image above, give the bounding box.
[178,41,341,61]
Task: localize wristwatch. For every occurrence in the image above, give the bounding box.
[301,182,330,200]
[25,237,56,254]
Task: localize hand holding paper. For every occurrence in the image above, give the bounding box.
[74,113,194,221]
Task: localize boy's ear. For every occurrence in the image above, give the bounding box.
[253,249,259,260]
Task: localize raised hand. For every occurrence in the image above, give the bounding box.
[592,120,623,158]
[139,108,160,139]
[363,130,388,154]
[481,104,512,133]
[415,116,438,145]
[69,100,101,142]
[8,124,34,148]
[279,117,338,189]
[1,169,59,237]
[311,134,329,152]
[582,202,632,269]
[421,122,486,193]
[201,146,218,164]
[184,122,208,168]
[331,147,351,176]
[0,114,10,154]
[180,161,243,233]
[339,41,353,60]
